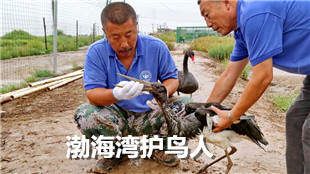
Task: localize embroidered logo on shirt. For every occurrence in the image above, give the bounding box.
[140,70,152,82]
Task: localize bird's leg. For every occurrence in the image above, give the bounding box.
[177,91,180,96]
[224,148,233,174]
[190,93,192,98]
[196,147,237,174]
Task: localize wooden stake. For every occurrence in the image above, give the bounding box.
[29,69,83,87]
[47,74,83,90]
[11,79,67,100]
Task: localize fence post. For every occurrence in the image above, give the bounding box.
[76,20,78,47]
[93,23,96,43]
[43,17,48,50]
[52,0,58,75]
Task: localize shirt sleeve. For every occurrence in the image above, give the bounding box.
[83,47,108,91]
[230,32,248,62]
[243,13,284,66]
[158,43,178,82]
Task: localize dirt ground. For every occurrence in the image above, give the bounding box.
[0,43,306,174]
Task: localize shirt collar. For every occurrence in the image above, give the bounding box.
[107,34,143,58]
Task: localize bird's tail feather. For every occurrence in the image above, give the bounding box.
[232,119,269,151]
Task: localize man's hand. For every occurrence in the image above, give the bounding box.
[146,98,160,110]
[112,81,147,100]
[210,105,233,133]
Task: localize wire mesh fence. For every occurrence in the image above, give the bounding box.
[176,26,221,43]
[0,0,105,91]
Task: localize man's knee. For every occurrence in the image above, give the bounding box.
[74,103,105,123]
[73,103,119,136]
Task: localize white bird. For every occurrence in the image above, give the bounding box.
[185,103,268,174]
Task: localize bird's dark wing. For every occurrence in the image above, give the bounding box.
[231,119,269,150]
[177,71,184,90]
[173,113,203,139]
[177,72,199,94]
[191,105,269,150]
[185,102,230,114]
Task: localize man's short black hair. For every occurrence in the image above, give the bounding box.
[101,2,137,29]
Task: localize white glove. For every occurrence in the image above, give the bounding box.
[146,98,160,110]
[112,81,147,101]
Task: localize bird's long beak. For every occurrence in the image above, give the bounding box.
[191,55,195,64]
[116,73,153,91]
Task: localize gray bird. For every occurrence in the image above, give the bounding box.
[117,73,202,138]
[177,49,199,98]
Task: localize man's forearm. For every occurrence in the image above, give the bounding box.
[163,78,179,96]
[86,88,118,106]
[231,58,273,119]
[207,58,249,104]
[231,72,272,119]
[207,73,236,103]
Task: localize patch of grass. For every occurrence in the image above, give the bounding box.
[25,76,38,83]
[156,32,176,42]
[0,70,52,94]
[269,92,298,111]
[0,81,29,94]
[208,43,234,60]
[190,36,235,60]
[34,69,54,77]
[0,84,19,94]
[72,63,83,70]
[1,30,103,60]
[240,64,251,80]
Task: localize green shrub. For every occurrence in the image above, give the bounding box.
[241,64,251,80]
[34,69,54,77]
[2,30,37,40]
[164,41,175,51]
[57,30,66,36]
[190,36,235,60]
[269,92,298,111]
[208,43,234,60]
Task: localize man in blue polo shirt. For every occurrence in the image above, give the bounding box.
[198,0,309,173]
[74,2,184,173]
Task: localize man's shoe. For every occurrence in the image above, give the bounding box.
[151,150,180,167]
[91,157,122,173]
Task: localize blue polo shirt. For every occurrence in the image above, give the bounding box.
[230,0,310,75]
[83,34,178,113]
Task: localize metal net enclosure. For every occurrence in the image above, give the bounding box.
[176,26,219,43]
